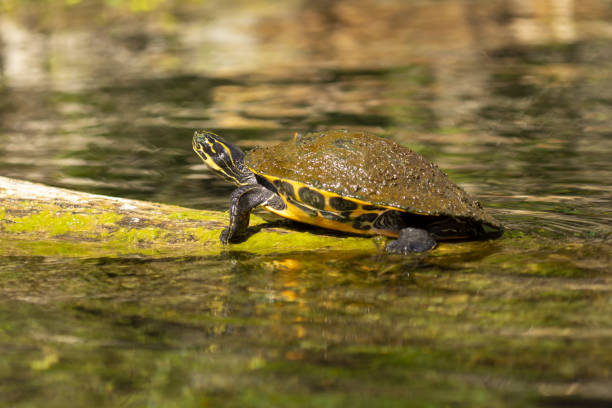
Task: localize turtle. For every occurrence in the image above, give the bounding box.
[192,129,503,254]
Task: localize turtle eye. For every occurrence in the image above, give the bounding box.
[193,130,225,158]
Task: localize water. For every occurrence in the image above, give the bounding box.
[1,0,611,406]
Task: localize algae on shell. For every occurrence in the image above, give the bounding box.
[246,130,501,227]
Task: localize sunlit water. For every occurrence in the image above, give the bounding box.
[1,1,611,407]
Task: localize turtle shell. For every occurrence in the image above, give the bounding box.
[245,130,501,227]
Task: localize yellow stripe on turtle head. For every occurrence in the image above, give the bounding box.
[192,130,252,185]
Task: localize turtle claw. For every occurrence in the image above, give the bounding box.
[219,228,230,245]
[386,227,436,254]
[220,227,249,244]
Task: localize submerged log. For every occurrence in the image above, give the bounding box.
[0,176,376,257]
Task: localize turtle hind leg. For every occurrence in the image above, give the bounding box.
[220,185,284,244]
[386,227,436,254]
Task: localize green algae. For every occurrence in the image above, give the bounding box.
[169,209,268,227]
[184,227,224,245]
[108,226,169,244]
[232,228,376,253]
[0,236,170,258]
[5,210,122,236]
[168,209,224,222]
[0,197,378,257]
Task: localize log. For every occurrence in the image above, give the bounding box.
[0,176,376,257]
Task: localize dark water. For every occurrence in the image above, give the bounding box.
[1,1,612,407]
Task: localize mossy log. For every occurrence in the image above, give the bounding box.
[0,176,377,257]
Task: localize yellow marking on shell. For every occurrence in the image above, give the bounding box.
[259,174,403,238]
[264,204,398,238]
[257,173,400,212]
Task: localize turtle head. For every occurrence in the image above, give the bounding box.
[192,130,255,186]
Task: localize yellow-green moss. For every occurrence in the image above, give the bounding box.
[0,197,376,256]
[232,229,376,252]
[107,227,168,244]
[0,237,174,258]
[169,209,268,225]
[169,209,225,222]
[248,213,269,226]
[6,211,122,235]
[184,227,224,245]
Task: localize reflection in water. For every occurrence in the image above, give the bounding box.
[508,0,576,43]
[1,247,611,406]
[1,1,612,406]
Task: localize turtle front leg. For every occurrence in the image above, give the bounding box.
[220,185,284,244]
[386,227,437,254]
